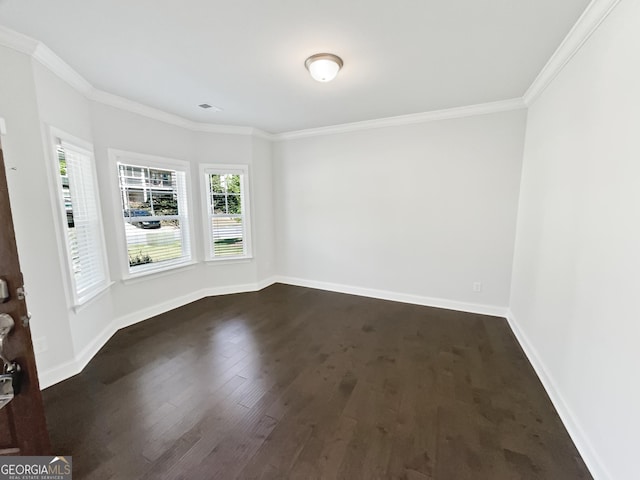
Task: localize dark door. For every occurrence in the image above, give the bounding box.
[0,146,51,455]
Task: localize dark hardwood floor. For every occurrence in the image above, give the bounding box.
[42,284,592,479]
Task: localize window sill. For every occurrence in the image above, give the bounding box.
[72,281,115,314]
[205,256,254,266]
[122,261,199,285]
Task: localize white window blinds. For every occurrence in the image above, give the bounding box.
[117,161,191,274]
[56,139,109,304]
[202,165,251,260]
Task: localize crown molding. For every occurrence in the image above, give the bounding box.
[0,23,523,142]
[88,88,194,130]
[0,25,92,95]
[250,129,276,141]
[0,25,273,138]
[524,0,622,105]
[273,98,526,141]
[89,87,275,138]
[0,24,38,56]
[190,120,272,139]
[0,0,623,140]
[32,43,93,95]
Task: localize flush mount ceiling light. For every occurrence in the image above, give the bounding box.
[304,53,343,82]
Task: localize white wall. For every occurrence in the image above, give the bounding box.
[274,110,526,311]
[0,44,276,387]
[4,9,635,477]
[191,129,269,289]
[90,102,203,321]
[90,104,275,322]
[252,136,276,282]
[2,42,526,389]
[31,60,117,367]
[509,1,640,479]
[0,46,76,374]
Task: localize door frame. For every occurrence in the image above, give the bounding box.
[0,118,51,455]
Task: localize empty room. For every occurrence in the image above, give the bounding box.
[0,0,636,478]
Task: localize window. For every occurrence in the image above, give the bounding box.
[114,152,192,276]
[201,164,252,260]
[52,133,109,305]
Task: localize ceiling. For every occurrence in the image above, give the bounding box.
[0,0,590,133]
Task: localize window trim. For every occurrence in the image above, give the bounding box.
[47,127,111,308]
[108,149,195,280]
[199,163,253,262]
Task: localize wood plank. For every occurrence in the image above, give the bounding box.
[41,284,592,479]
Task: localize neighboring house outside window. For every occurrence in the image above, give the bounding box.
[201,164,252,260]
[111,150,193,277]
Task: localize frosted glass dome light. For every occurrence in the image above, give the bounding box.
[304,53,343,82]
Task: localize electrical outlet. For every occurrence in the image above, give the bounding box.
[33,337,48,354]
[473,282,482,293]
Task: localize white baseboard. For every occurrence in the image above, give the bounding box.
[505,310,610,480]
[39,320,120,389]
[38,275,500,388]
[116,289,208,330]
[275,275,508,317]
[256,276,278,291]
[74,320,119,373]
[38,276,278,389]
[37,277,609,480]
[37,359,78,390]
[117,277,279,330]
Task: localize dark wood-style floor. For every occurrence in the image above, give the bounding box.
[43,284,591,479]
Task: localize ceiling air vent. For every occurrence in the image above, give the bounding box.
[198,103,222,111]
